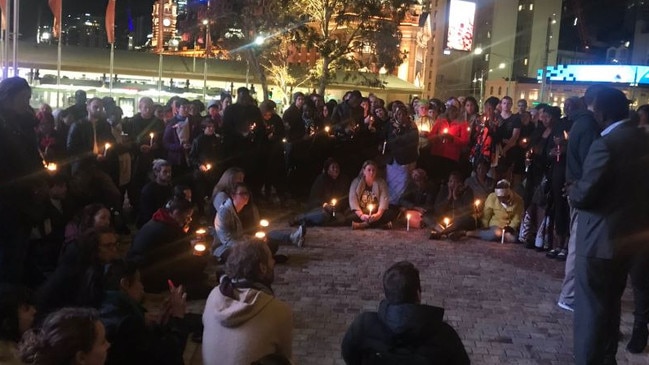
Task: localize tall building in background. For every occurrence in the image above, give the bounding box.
[152,0,178,49]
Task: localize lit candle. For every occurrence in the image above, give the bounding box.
[473,200,481,228]
[195,228,207,236]
[331,198,337,217]
[149,132,155,147]
[46,162,57,172]
[205,163,212,171]
[381,140,387,154]
[467,127,471,132]
[443,128,449,134]
[501,227,506,244]
[324,126,330,134]
[563,130,569,140]
[193,243,207,254]
[282,138,287,143]
[367,204,375,216]
[443,217,451,229]
[406,213,411,231]
[522,138,528,144]
[259,219,269,228]
[255,231,266,239]
[103,143,111,157]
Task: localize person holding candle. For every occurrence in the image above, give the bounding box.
[123,97,165,216]
[465,179,523,243]
[136,159,174,228]
[398,168,437,229]
[428,171,475,240]
[128,197,211,298]
[213,183,305,263]
[189,119,221,216]
[494,96,522,185]
[290,158,350,227]
[426,98,470,183]
[66,97,122,213]
[464,159,495,204]
[257,100,289,205]
[349,160,395,230]
[383,104,419,207]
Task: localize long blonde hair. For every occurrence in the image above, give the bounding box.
[211,167,244,199]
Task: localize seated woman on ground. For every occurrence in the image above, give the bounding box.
[465,179,524,243]
[464,158,495,203]
[211,167,259,232]
[128,197,211,298]
[348,160,396,230]
[428,171,475,240]
[214,182,305,264]
[99,259,189,365]
[64,203,112,251]
[19,307,110,365]
[37,228,120,324]
[0,284,36,364]
[398,168,438,229]
[291,158,350,227]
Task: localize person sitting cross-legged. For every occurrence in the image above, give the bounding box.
[202,239,293,365]
[213,182,305,263]
[465,179,524,243]
[428,171,475,241]
[341,261,470,365]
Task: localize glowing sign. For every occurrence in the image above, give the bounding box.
[446,0,476,52]
[539,65,649,85]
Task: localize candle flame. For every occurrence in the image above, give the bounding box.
[324,126,330,133]
[563,131,569,140]
[195,228,207,235]
[205,163,212,170]
[406,213,411,219]
[149,132,154,138]
[474,200,481,207]
[259,219,269,227]
[367,204,375,212]
[331,198,337,206]
[193,243,206,252]
[443,217,451,226]
[282,138,287,143]
[443,128,449,134]
[46,163,57,171]
[255,231,266,239]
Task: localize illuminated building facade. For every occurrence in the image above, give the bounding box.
[152,0,178,50]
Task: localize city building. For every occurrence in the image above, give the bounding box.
[152,0,179,50]
[61,14,107,48]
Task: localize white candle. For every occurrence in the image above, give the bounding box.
[149,132,155,147]
[331,198,337,217]
[501,228,506,244]
[324,126,330,134]
[255,231,266,239]
[381,141,386,154]
[443,217,451,229]
[259,219,269,228]
[367,204,375,216]
[406,213,411,231]
[205,163,212,171]
[103,143,111,157]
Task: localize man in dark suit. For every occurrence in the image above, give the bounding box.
[569,87,649,364]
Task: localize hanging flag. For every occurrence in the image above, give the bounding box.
[105,0,116,44]
[48,0,62,38]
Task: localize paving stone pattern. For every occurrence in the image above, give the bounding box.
[185,226,647,364]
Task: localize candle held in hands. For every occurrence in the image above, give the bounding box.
[367,204,375,217]
[259,219,269,228]
[331,198,337,217]
[149,132,155,147]
[406,213,411,231]
[103,143,111,157]
[443,217,451,229]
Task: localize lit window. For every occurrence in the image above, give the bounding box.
[529,4,533,10]
[518,4,523,11]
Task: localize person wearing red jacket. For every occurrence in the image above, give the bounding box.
[427,98,470,182]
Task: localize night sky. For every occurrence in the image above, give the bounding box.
[20,0,631,54]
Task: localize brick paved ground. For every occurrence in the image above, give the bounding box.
[175,224,646,364]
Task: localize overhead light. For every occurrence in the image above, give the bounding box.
[499,62,506,69]
[474,47,483,55]
[254,36,265,45]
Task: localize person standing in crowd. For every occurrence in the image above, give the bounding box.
[136,159,173,228]
[494,96,522,184]
[384,103,419,206]
[0,77,47,284]
[341,261,469,365]
[124,97,165,216]
[163,98,192,182]
[203,239,293,365]
[67,97,121,212]
[557,85,605,313]
[64,89,88,123]
[189,119,220,216]
[427,98,470,182]
[569,87,649,364]
[221,87,261,173]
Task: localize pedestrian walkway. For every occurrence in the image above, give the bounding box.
[182,226,646,364]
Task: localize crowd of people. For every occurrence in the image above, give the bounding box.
[0,73,648,364]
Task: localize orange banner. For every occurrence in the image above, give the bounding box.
[105,0,116,44]
[48,0,62,37]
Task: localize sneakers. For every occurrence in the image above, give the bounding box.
[557,301,574,312]
[627,324,649,354]
[290,224,306,247]
[546,249,560,258]
[556,249,568,261]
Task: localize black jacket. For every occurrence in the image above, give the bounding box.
[308,173,351,210]
[341,300,470,365]
[100,290,186,365]
[66,118,115,174]
[565,110,600,183]
[384,123,419,165]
